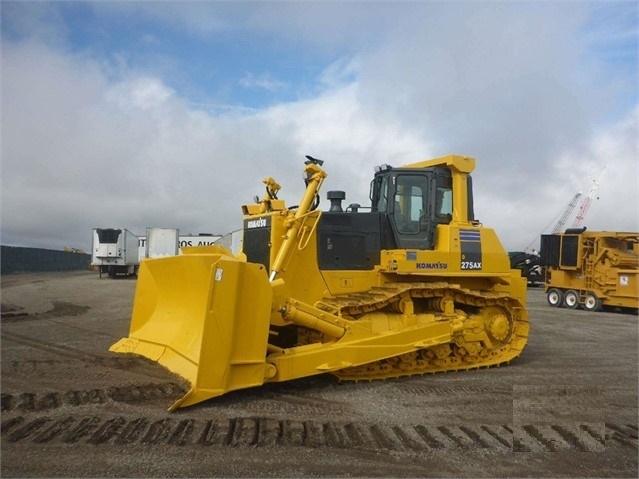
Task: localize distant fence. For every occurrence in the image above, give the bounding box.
[1,246,91,275]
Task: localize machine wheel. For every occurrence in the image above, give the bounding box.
[546,288,563,307]
[583,293,603,312]
[563,290,580,309]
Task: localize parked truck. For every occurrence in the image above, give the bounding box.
[540,228,638,312]
[91,228,140,278]
[508,251,543,287]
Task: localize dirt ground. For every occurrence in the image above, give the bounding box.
[1,270,637,478]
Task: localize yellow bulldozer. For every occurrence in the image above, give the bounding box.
[111,154,529,411]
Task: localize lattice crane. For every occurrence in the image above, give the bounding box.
[572,165,607,228]
[551,192,583,233]
[524,192,581,252]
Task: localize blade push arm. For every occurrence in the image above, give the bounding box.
[269,161,327,281]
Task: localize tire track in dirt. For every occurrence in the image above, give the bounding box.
[2,331,114,363]
[4,357,143,374]
[1,332,172,380]
[1,301,89,322]
[1,414,634,452]
[1,383,186,412]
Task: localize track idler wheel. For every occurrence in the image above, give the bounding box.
[488,313,510,342]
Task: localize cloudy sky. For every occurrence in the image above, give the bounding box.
[1,1,637,253]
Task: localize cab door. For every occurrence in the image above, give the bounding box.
[388,173,434,250]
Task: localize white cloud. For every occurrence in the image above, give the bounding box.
[0,40,430,250]
[1,3,637,255]
[239,72,287,92]
[319,56,360,89]
[476,107,638,250]
[91,2,230,37]
[0,1,68,45]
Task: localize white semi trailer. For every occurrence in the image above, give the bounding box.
[137,233,222,259]
[91,228,140,278]
[145,228,180,258]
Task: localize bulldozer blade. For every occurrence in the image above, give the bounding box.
[110,250,273,411]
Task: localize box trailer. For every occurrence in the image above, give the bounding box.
[540,229,638,311]
[138,233,222,259]
[145,228,180,258]
[91,228,140,278]
[212,228,243,255]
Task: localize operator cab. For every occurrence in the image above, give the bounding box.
[370,165,473,250]
[315,163,475,271]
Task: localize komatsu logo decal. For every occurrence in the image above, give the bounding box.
[416,262,448,270]
[246,218,269,229]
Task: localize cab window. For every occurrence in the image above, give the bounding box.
[393,175,427,234]
[374,175,390,212]
[435,175,453,222]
